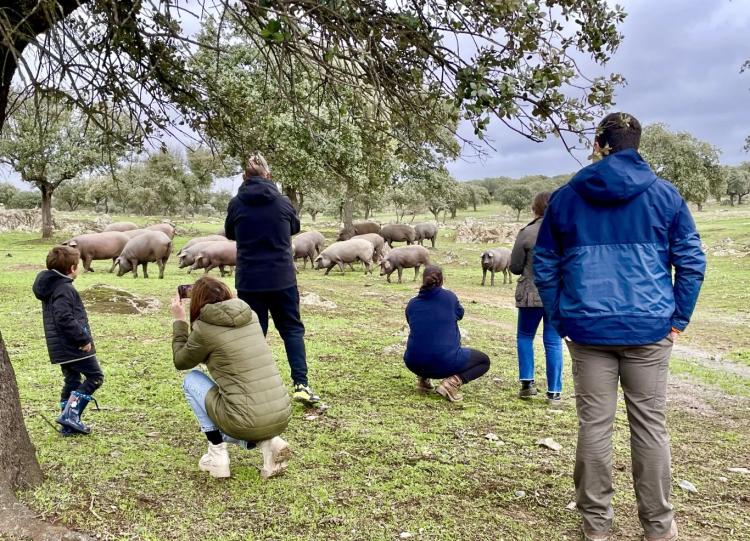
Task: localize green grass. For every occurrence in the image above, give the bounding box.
[2,202,750,540]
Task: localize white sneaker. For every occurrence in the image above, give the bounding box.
[258,437,292,479]
[198,442,230,478]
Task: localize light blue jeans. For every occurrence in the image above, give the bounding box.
[516,307,563,393]
[182,369,250,448]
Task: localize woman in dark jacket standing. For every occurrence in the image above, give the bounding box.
[509,191,563,403]
[404,266,490,402]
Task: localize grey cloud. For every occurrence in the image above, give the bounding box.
[449,0,750,180]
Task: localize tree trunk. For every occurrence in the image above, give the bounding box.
[310,211,317,222]
[364,206,371,220]
[0,330,43,494]
[729,195,735,206]
[284,186,301,212]
[472,201,477,211]
[697,202,703,211]
[516,209,521,221]
[342,196,355,230]
[39,183,54,239]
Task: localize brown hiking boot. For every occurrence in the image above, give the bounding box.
[643,521,678,541]
[415,377,435,392]
[436,375,463,402]
[581,527,610,541]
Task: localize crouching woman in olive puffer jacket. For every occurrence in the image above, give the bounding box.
[171,276,292,479]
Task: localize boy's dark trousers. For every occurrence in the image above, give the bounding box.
[60,356,104,402]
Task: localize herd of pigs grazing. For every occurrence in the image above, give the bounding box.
[57,219,515,285]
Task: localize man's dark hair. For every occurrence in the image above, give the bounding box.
[46,245,80,274]
[595,112,642,153]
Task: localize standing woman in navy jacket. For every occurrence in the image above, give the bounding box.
[403,266,490,401]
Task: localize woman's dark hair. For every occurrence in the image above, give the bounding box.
[595,112,641,154]
[531,191,552,217]
[421,265,444,292]
[190,276,233,324]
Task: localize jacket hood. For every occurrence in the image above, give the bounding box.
[569,149,657,204]
[237,177,281,206]
[32,270,72,301]
[199,298,254,328]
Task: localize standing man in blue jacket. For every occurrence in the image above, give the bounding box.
[534,113,705,541]
[225,153,320,405]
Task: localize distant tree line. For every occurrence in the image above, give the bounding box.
[0,147,233,218]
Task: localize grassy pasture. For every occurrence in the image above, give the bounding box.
[1,202,749,540]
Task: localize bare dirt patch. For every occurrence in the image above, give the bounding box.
[6,263,43,272]
[673,343,750,379]
[80,284,160,315]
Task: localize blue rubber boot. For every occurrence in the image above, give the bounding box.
[59,401,75,437]
[56,391,94,434]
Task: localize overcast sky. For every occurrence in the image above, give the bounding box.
[446,0,750,180]
[2,0,748,189]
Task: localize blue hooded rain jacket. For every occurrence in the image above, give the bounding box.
[533,149,706,346]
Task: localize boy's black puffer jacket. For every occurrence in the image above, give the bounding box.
[32,270,95,364]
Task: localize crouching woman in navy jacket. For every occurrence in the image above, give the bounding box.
[403,266,490,402]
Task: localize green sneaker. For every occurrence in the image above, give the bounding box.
[293,384,321,404]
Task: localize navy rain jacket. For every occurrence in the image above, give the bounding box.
[404,287,471,375]
[224,176,300,292]
[533,149,706,345]
[32,270,96,364]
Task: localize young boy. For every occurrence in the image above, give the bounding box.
[32,245,104,435]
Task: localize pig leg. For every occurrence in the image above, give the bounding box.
[83,255,93,272]
[219,264,227,277]
[397,267,403,283]
[481,268,487,286]
[386,271,392,283]
[413,266,420,281]
[158,259,166,279]
[204,263,216,274]
[507,269,512,284]
[142,262,149,279]
[338,261,346,274]
[431,237,436,248]
[108,258,118,273]
[131,259,139,278]
[490,269,495,287]
[324,263,335,276]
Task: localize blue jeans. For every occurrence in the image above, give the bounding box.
[516,307,563,393]
[182,370,249,448]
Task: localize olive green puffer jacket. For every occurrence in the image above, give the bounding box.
[172,298,291,441]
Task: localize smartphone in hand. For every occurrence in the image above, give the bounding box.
[177,284,193,299]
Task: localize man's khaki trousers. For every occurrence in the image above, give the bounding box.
[567,337,674,537]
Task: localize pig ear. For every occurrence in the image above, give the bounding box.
[67,240,77,247]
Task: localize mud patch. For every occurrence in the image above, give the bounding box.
[672,344,750,379]
[667,378,718,417]
[80,284,160,315]
[6,264,43,272]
